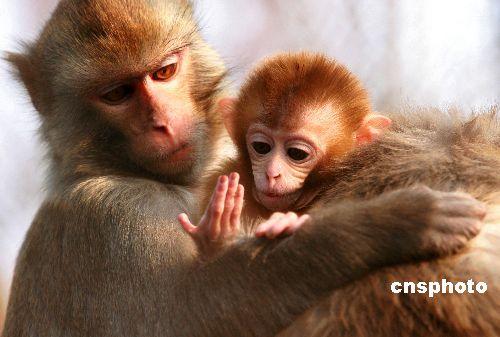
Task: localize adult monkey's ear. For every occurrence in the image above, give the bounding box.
[354,113,392,146]
[5,50,43,113]
[218,97,238,142]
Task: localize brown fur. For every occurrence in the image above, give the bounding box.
[199,53,374,227]
[6,0,226,188]
[229,52,370,161]
[199,53,499,336]
[3,1,498,336]
[199,52,500,336]
[278,106,500,337]
[3,1,460,336]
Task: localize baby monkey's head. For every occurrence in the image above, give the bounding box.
[222,52,391,211]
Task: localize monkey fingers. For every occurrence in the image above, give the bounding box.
[230,184,245,231]
[177,176,228,237]
[255,212,286,237]
[205,175,229,241]
[258,212,301,239]
[283,214,312,235]
[432,215,484,241]
[427,191,486,239]
[264,212,299,239]
[219,172,240,237]
[434,192,487,220]
[178,213,196,234]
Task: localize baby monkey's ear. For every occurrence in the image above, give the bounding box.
[218,97,238,141]
[354,114,392,146]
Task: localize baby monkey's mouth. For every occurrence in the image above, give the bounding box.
[253,188,302,211]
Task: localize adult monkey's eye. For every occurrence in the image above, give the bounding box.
[252,141,272,155]
[101,84,134,105]
[152,62,178,81]
[287,147,309,161]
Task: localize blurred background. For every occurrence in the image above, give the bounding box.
[0,0,499,325]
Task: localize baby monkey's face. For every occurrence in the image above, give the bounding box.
[246,123,326,211]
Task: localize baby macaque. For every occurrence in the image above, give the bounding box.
[179,52,392,256]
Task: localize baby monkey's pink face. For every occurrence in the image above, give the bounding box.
[246,123,325,211]
[245,112,392,212]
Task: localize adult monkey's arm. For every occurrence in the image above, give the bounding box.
[3,175,482,337]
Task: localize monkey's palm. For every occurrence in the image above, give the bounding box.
[179,173,244,257]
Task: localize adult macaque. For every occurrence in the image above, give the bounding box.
[1,1,496,337]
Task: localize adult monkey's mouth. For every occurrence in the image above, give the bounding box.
[168,142,193,161]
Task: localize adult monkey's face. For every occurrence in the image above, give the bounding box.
[91,47,203,177]
[8,0,226,183]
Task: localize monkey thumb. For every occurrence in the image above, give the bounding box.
[178,213,196,234]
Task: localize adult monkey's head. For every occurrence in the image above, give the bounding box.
[7,0,226,185]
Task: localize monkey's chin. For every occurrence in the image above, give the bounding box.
[254,189,301,212]
[134,146,199,182]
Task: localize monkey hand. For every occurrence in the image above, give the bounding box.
[379,186,487,261]
[255,212,311,239]
[178,173,244,258]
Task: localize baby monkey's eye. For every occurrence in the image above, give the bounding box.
[287,147,309,161]
[252,142,272,155]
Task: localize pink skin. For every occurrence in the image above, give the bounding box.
[179,172,309,248]
[255,212,311,239]
[180,100,392,245]
[93,51,198,174]
[179,173,245,249]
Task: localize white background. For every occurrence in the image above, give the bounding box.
[0,0,499,311]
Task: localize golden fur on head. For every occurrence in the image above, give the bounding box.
[199,52,376,224]
[222,52,374,207]
[229,52,372,152]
